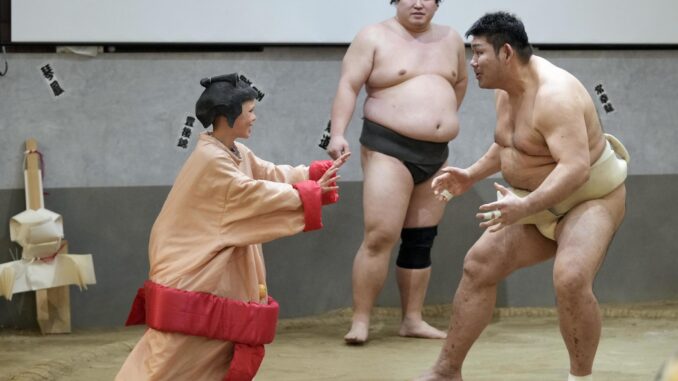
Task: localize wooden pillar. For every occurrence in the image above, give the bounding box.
[25,138,72,334]
[36,242,72,333]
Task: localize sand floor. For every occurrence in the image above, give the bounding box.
[1,302,677,381]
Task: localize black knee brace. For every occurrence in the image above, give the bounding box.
[396,226,438,269]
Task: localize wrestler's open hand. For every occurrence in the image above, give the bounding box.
[477,183,528,232]
[318,152,351,194]
[431,166,473,201]
[327,135,350,160]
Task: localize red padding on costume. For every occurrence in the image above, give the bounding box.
[309,160,339,205]
[140,281,278,344]
[293,180,323,231]
[224,344,265,381]
[124,281,279,381]
[125,287,146,326]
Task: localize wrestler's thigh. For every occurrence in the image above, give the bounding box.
[361,146,414,232]
[402,164,447,228]
[553,185,626,278]
[469,224,557,277]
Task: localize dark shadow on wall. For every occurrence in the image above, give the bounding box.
[0,176,676,329]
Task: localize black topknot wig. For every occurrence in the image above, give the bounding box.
[195,73,264,128]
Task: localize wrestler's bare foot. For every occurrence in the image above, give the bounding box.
[344,321,369,345]
[399,317,447,339]
[413,368,459,381]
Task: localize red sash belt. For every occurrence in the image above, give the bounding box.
[125,280,279,381]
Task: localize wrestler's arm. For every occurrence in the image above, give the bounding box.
[327,27,376,157]
[452,32,468,109]
[433,143,500,199]
[432,92,501,197]
[520,89,591,216]
[466,143,502,183]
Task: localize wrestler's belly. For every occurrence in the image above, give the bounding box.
[501,153,556,191]
[363,75,459,143]
[500,139,608,191]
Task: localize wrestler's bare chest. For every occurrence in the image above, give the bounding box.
[496,96,555,188]
[367,37,459,89]
[496,95,548,152]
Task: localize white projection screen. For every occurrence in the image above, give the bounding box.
[11,0,678,45]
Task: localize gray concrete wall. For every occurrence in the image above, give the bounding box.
[0,48,677,328]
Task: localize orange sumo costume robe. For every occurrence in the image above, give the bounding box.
[117,133,337,381]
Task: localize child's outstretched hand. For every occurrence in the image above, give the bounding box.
[318,152,350,194]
